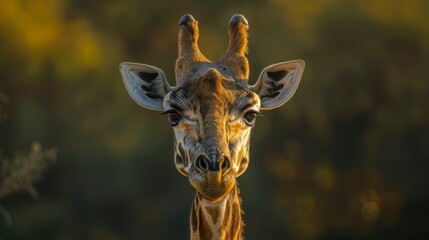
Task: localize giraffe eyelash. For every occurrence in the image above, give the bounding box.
[240,108,262,126]
[162,109,179,115]
[162,109,182,126]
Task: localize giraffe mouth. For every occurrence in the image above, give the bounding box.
[188,169,236,202]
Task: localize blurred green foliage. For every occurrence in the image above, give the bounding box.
[0,0,428,239]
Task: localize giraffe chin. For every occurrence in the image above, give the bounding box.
[188,171,236,203]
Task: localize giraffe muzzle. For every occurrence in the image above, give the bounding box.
[189,153,235,202]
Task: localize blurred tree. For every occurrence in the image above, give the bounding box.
[0,91,57,228]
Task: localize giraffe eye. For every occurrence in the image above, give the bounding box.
[163,110,182,126]
[243,111,258,126]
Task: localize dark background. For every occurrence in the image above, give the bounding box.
[1,0,428,239]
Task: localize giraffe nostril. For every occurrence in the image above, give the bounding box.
[195,155,209,172]
[221,157,231,171]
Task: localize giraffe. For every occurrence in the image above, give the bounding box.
[120,14,304,239]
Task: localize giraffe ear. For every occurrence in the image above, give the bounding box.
[120,62,172,111]
[252,60,304,110]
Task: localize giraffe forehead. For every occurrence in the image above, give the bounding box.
[191,70,236,100]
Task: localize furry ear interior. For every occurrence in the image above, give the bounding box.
[252,60,305,110]
[120,62,172,111]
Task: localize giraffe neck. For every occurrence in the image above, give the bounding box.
[190,184,243,240]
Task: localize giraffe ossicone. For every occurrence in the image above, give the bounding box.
[120,14,304,240]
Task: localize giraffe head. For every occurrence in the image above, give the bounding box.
[120,14,304,202]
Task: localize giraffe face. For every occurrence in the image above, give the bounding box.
[163,68,260,201]
[120,14,304,203]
